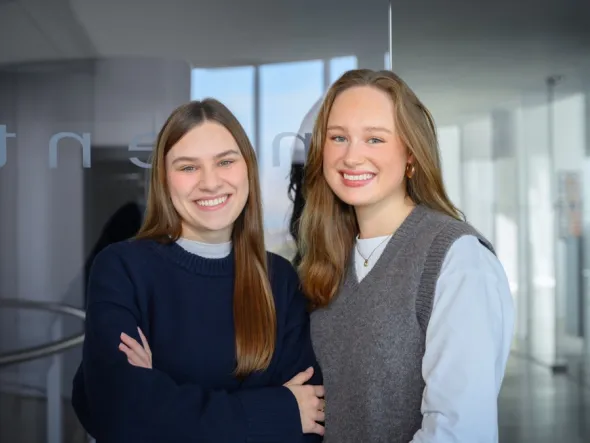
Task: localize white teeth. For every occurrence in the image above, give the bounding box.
[343,173,374,181]
[196,195,228,207]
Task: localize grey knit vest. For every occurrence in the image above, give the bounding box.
[310,204,494,443]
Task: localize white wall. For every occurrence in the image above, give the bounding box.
[437,125,462,208]
[506,91,587,366]
[460,116,495,242]
[491,109,519,324]
[458,111,523,341]
[552,94,586,350]
[584,90,590,352]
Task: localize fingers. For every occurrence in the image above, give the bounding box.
[310,394,325,422]
[137,327,152,357]
[287,383,327,435]
[297,384,325,405]
[310,398,325,423]
[119,332,151,368]
[119,342,148,367]
[306,421,325,436]
[284,367,314,386]
[120,333,146,357]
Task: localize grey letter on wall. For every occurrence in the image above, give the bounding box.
[0,125,17,168]
[49,132,92,168]
[129,132,155,169]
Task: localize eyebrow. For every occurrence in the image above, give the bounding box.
[327,125,393,134]
[171,149,240,164]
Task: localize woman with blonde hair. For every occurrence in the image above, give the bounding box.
[72,99,325,442]
[297,69,514,442]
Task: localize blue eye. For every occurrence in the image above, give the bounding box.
[331,136,346,143]
[180,166,196,172]
[368,138,384,144]
[219,160,234,167]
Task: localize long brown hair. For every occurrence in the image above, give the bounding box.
[298,69,463,309]
[136,99,276,376]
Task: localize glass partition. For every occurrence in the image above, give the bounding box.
[0,2,387,441]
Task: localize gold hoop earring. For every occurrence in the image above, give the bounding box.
[405,163,415,179]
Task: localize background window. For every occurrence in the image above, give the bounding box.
[191,66,255,142]
[329,56,358,84]
[259,60,324,255]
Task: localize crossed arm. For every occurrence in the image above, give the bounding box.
[72,247,325,443]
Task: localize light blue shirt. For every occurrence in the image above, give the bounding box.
[355,234,514,442]
[176,237,232,258]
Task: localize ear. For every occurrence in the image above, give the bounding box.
[407,151,415,164]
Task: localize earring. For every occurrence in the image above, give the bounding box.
[405,163,415,179]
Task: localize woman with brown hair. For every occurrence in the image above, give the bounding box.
[296,69,514,442]
[71,99,325,442]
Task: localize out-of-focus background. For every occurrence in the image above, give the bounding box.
[0,0,589,441]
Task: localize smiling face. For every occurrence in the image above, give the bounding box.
[322,85,412,212]
[165,120,249,243]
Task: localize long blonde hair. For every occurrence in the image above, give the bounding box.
[136,99,276,376]
[298,69,463,309]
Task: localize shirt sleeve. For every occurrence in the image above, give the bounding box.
[75,245,303,443]
[411,235,515,443]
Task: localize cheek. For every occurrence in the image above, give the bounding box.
[322,143,337,165]
[167,172,192,198]
[374,148,406,171]
[322,145,342,177]
[225,164,249,193]
[375,153,407,186]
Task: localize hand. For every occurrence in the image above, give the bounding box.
[284,367,325,436]
[119,327,152,369]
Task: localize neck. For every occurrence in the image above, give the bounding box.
[355,195,415,239]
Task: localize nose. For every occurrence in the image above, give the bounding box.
[199,166,223,192]
[342,142,364,168]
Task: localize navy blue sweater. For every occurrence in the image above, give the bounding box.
[71,238,322,443]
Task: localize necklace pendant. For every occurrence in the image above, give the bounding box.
[363,259,369,267]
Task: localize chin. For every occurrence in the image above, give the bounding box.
[193,209,240,231]
[183,207,238,236]
[337,193,377,208]
[201,221,235,234]
[329,183,371,207]
[186,215,236,238]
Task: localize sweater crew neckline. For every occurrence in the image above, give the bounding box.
[148,239,235,276]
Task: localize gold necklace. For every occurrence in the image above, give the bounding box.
[356,234,393,267]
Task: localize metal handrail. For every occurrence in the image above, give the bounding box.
[0,298,85,367]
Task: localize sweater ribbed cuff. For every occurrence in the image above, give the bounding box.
[234,386,301,443]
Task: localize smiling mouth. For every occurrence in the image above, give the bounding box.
[339,171,376,188]
[195,194,230,210]
[342,172,375,181]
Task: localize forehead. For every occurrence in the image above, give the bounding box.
[328,86,395,126]
[168,121,240,160]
